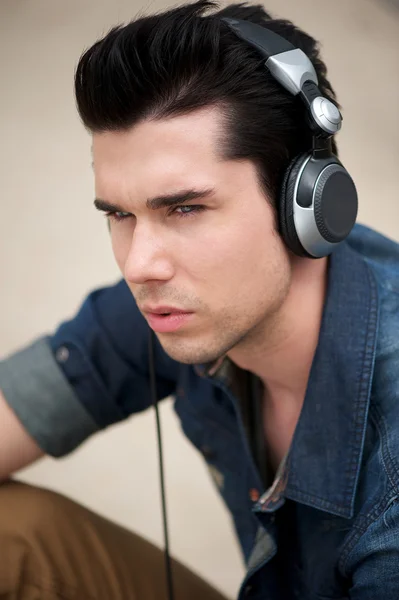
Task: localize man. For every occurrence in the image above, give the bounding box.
[1,1,399,598]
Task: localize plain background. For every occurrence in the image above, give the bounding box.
[0,1,398,598]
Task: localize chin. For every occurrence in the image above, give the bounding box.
[157,336,223,366]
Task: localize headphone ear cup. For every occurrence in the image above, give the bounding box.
[279,152,311,257]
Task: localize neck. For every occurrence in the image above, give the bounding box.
[228,256,329,402]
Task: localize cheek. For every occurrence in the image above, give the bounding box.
[191,213,288,304]
[181,218,267,284]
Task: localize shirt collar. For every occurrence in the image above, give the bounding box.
[284,240,379,518]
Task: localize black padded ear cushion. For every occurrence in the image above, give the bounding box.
[279,152,312,257]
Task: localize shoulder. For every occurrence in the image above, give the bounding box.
[347,223,399,294]
[347,224,399,354]
[347,224,399,482]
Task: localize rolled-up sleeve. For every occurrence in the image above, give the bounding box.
[0,337,99,457]
[0,279,179,457]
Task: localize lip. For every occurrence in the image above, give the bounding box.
[144,311,194,333]
[141,305,188,315]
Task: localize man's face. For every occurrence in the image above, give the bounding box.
[92,107,292,365]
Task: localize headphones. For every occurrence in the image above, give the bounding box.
[222,18,358,258]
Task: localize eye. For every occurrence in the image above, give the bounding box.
[171,205,205,217]
[106,211,132,222]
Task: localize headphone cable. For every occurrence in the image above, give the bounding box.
[148,329,175,600]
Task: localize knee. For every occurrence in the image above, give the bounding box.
[0,481,76,594]
[0,480,69,540]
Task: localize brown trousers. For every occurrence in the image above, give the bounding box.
[0,481,229,600]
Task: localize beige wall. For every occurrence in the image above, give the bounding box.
[1,1,398,597]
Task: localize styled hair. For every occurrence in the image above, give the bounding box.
[75,0,339,202]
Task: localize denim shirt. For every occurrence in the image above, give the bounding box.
[2,223,399,599]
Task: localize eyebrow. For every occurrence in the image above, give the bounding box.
[94,188,216,214]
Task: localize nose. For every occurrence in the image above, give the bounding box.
[123,224,174,285]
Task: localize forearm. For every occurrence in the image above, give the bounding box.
[0,389,44,483]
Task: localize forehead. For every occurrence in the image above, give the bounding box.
[92,108,225,199]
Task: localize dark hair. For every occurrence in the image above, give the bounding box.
[75,0,339,202]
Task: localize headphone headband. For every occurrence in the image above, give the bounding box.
[222,18,342,137]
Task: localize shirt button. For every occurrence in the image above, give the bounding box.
[244,584,253,596]
[249,488,260,502]
[55,346,69,363]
